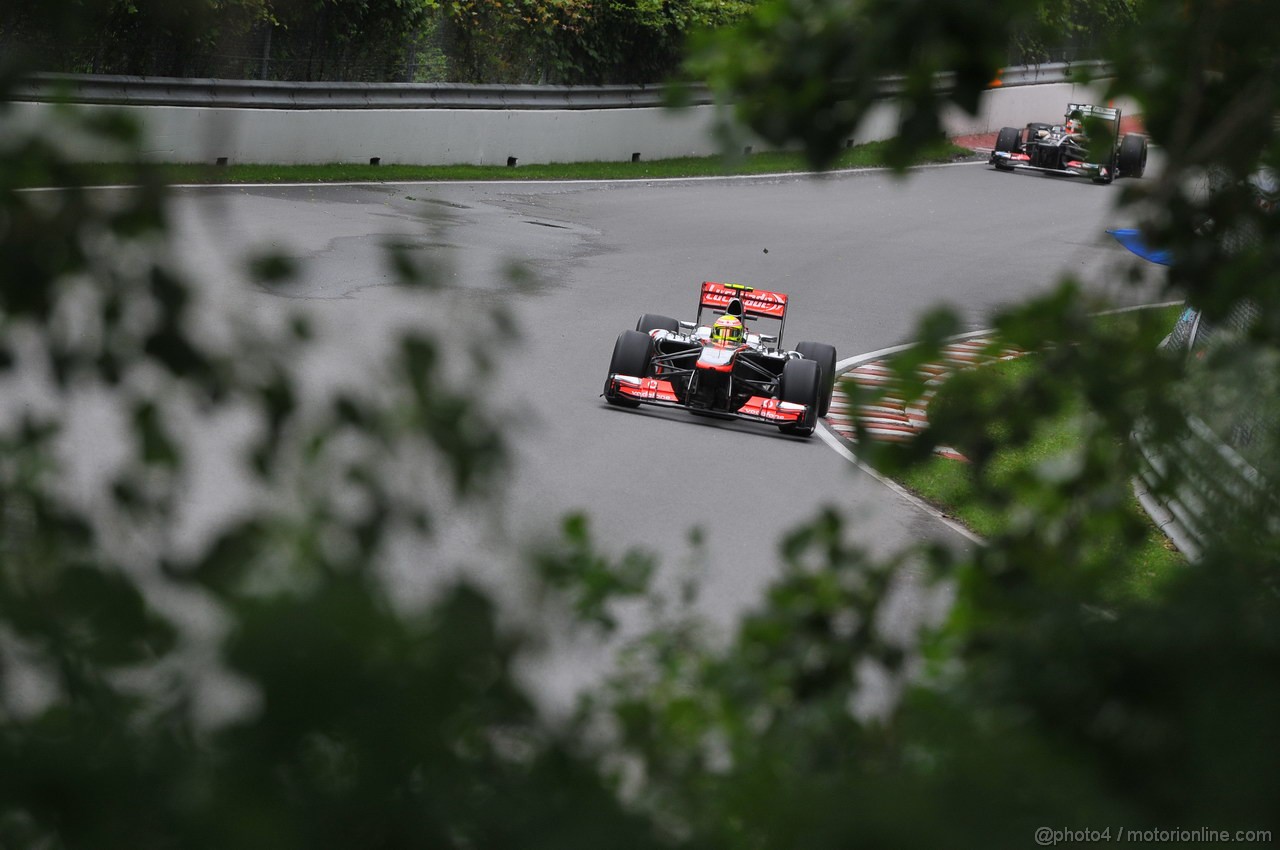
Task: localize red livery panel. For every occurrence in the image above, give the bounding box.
[699,281,788,319]
[611,376,680,403]
[607,375,808,425]
[736,396,807,423]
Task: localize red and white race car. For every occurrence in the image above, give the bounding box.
[602,281,837,437]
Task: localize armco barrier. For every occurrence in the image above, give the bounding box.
[1134,301,1276,563]
[1133,416,1275,562]
[11,75,686,110]
[5,62,1126,167]
[11,62,1109,110]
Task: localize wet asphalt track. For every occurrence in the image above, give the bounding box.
[167,158,1168,703]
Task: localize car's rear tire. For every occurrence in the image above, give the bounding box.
[1118,133,1147,178]
[636,313,680,334]
[604,330,653,408]
[795,341,837,418]
[777,357,821,437]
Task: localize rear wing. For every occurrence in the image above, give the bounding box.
[1065,102,1120,125]
[698,281,788,320]
[697,281,789,343]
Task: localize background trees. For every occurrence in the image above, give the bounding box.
[0,0,752,83]
[1,0,1127,84]
[0,0,273,77]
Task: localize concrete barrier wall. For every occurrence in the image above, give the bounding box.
[9,78,1136,166]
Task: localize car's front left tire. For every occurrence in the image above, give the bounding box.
[1118,133,1147,178]
[795,341,837,418]
[777,357,821,437]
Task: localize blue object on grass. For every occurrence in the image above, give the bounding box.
[1107,228,1171,265]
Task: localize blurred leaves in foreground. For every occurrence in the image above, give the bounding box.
[3,0,1280,846]
[0,53,657,850]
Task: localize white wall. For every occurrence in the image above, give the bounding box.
[9,81,1136,166]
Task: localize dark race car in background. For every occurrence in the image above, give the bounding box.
[989,102,1148,184]
[602,281,837,438]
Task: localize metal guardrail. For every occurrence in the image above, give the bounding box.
[1135,300,1276,563]
[1134,415,1274,562]
[991,61,1110,87]
[9,75,686,110]
[9,61,1109,110]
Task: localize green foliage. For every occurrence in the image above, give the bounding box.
[0,0,752,83]
[0,0,275,76]
[624,0,1280,840]
[0,54,658,849]
[435,0,755,83]
[1,0,1133,83]
[1014,0,1139,63]
[899,311,1187,595]
[264,0,439,81]
[0,0,436,80]
[533,514,655,630]
[3,0,1280,845]
[691,0,1035,169]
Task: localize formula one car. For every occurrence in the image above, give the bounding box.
[989,102,1148,184]
[601,281,837,438]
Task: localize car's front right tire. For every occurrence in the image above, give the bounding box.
[604,330,654,408]
[991,127,1020,172]
[994,126,1020,153]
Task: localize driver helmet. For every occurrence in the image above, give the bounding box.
[1065,117,1083,134]
[711,314,745,345]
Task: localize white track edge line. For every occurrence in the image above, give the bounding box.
[816,420,983,545]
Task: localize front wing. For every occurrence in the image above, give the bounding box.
[990,151,1111,180]
[605,374,811,426]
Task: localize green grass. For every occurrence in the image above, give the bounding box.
[897,305,1187,597]
[17,139,974,187]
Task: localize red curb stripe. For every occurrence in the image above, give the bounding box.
[858,421,918,434]
[862,429,912,439]
[857,404,912,416]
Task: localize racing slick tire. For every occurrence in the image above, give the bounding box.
[1092,140,1119,184]
[1118,133,1147,178]
[777,357,822,438]
[636,313,680,334]
[991,127,1019,171]
[604,330,654,408]
[795,341,838,418]
[994,127,1020,153]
